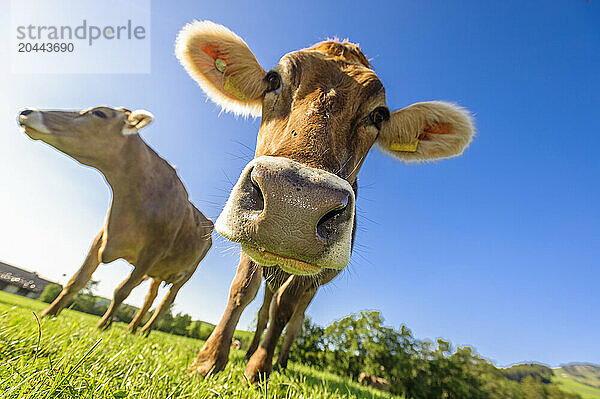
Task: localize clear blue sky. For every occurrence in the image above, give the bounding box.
[1,0,598,367]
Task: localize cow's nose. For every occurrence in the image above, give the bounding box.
[250,163,352,245]
[20,110,33,116]
[216,156,355,274]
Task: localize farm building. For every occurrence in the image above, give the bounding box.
[0,261,59,299]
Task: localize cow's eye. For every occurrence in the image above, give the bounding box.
[264,71,281,93]
[369,107,390,129]
[92,110,107,118]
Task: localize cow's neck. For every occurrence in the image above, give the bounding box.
[99,136,170,200]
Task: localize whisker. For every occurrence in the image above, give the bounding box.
[344,151,368,180]
[357,214,380,226]
[232,139,255,156]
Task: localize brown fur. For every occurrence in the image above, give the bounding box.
[255,49,384,180]
[230,338,241,350]
[18,106,213,336]
[358,372,391,391]
[178,21,474,382]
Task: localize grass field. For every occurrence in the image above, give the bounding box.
[0,291,397,398]
[553,365,600,399]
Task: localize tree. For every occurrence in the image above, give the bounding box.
[188,321,202,338]
[188,320,214,340]
[171,313,192,336]
[288,317,326,367]
[72,279,100,314]
[522,376,547,399]
[156,305,175,333]
[323,311,386,378]
[273,310,583,399]
[115,304,137,323]
[39,284,61,303]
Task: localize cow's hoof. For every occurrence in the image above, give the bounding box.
[273,361,288,373]
[40,307,58,318]
[189,348,228,377]
[139,327,151,338]
[96,319,111,330]
[244,348,271,384]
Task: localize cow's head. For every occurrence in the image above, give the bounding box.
[17,106,153,166]
[176,21,474,275]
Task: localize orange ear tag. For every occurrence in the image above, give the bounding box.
[390,138,419,152]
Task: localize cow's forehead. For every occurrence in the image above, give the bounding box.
[276,49,385,99]
[277,48,370,71]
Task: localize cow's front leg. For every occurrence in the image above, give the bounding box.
[245,284,274,359]
[41,231,103,317]
[189,252,262,376]
[140,269,195,336]
[97,267,147,330]
[274,286,317,371]
[127,277,160,333]
[245,275,308,383]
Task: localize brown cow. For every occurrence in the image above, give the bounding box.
[358,372,391,392]
[176,21,474,381]
[17,106,213,336]
[230,338,241,350]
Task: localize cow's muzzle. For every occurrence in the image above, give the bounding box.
[216,156,355,275]
[18,109,51,136]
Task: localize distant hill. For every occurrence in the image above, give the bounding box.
[502,363,554,383]
[554,363,600,399]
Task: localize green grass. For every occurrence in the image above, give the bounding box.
[553,365,600,399]
[0,291,397,398]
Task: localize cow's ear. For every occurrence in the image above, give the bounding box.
[122,109,154,136]
[176,20,267,117]
[377,101,475,162]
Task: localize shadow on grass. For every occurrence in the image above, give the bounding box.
[277,364,394,399]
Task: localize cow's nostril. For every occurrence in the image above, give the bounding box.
[248,173,265,212]
[316,198,349,242]
[20,110,33,116]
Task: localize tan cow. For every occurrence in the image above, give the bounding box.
[176,21,475,381]
[17,106,213,336]
[230,338,241,350]
[358,372,391,392]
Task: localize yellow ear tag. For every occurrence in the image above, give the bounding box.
[390,138,419,152]
[224,76,248,100]
[215,58,247,100]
